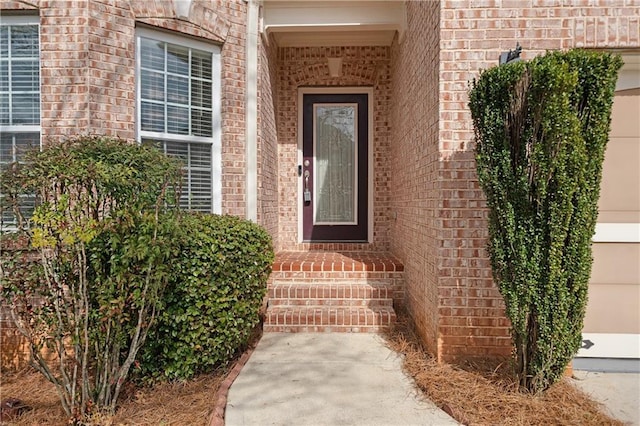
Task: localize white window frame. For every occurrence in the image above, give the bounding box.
[135,27,222,214]
[0,15,41,231]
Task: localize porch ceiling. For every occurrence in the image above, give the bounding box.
[262,0,405,47]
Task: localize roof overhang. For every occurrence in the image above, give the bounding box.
[262,1,405,47]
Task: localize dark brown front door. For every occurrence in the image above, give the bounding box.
[302,93,368,242]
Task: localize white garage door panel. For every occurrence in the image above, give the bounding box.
[583,283,640,334]
[590,243,640,285]
[580,67,640,361]
[577,333,640,358]
[598,137,640,222]
[609,87,640,138]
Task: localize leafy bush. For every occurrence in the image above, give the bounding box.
[468,50,622,393]
[139,213,274,380]
[1,136,182,419]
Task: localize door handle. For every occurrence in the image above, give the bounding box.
[303,170,311,203]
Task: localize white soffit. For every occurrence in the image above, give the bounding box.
[263,0,405,47]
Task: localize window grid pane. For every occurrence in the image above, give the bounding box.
[142,138,212,212]
[0,23,40,126]
[1,132,39,229]
[139,37,213,138]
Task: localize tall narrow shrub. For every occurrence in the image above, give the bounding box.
[469,50,622,393]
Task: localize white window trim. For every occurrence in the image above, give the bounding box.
[135,27,222,214]
[0,15,39,25]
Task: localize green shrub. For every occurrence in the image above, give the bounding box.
[1,136,182,419]
[468,50,622,393]
[139,213,274,380]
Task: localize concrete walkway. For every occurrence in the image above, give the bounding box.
[570,370,640,425]
[225,333,458,426]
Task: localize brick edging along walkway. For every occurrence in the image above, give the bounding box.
[208,344,256,426]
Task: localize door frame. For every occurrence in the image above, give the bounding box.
[297,87,374,243]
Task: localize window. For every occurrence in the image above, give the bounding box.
[0,16,40,230]
[136,28,221,213]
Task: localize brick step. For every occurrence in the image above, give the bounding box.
[263,306,396,333]
[269,282,395,306]
[268,298,393,307]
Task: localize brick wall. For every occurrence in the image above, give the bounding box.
[276,46,392,252]
[257,31,279,246]
[0,235,37,371]
[0,308,29,371]
[389,1,442,354]
[2,0,249,215]
[87,0,135,138]
[0,0,37,10]
[39,0,91,140]
[215,0,247,217]
[390,0,639,362]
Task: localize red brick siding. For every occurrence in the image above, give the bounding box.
[216,1,247,217]
[40,0,137,139]
[39,0,91,140]
[0,0,37,10]
[87,0,135,138]
[4,0,249,215]
[257,32,279,245]
[276,46,392,252]
[389,0,441,355]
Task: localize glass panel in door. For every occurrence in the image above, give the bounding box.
[314,104,357,225]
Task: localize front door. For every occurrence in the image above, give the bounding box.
[302,93,369,242]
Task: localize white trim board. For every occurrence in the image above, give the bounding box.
[245,0,259,222]
[576,333,640,359]
[0,15,39,25]
[593,223,640,243]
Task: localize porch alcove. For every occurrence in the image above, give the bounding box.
[261,1,407,332]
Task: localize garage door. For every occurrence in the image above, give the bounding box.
[577,53,640,360]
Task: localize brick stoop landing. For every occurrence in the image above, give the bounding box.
[264,251,404,333]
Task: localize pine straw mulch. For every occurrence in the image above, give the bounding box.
[1,320,624,426]
[1,324,264,425]
[383,318,624,426]
[0,366,226,425]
